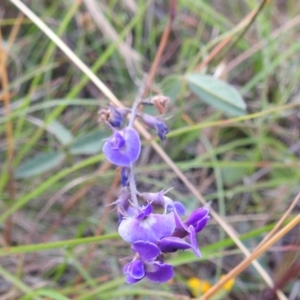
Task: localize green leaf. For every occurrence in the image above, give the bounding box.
[48,120,74,145]
[186,73,247,117]
[69,130,109,155]
[15,151,66,179]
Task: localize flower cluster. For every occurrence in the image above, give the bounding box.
[101,98,209,284]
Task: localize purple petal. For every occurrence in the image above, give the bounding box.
[102,127,141,167]
[145,263,174,283]
[125,274,141,284]
[173,201,186,215]
[172,210,189,238]
[188,225,201,257]
[118,213,175,244]
[194,216,210,233]
[124,260,145,279]
[137,204,152,220]
[141,115,169,141]
[110,132,125,149]
[132,241,160,262]
[159,237,191,253]
[184,207,209,228]
[156,121,169,141]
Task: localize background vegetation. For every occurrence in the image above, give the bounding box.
[0,0,300,299]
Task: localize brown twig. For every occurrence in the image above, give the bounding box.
[257,192,300,249]
[262,261,300,300]
[199,197,300,300]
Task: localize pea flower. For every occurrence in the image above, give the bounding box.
[123,240,174,284]
[102,127,141,167]
[118,204,175,244]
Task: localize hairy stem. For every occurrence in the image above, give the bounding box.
[127,80,147,206]
[128,80,145,128]
[129,164,138,207]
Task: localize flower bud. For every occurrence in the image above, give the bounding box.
[151,95,170,115]
[98,105,129,128]
[141,114,169,141]
[142,95,170,115]
[121,167,129,187]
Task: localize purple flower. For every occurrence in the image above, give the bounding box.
[102,127,141,167]
[118,204,175,244]
[172,207,210,257]
[123,241,174,284]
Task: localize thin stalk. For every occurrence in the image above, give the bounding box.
[127,80,147,206]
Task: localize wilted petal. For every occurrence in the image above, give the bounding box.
[132,241,160,262]
[159,237,191,253]
[102,127,141,167]
[145,262,174,283]
[118,213,175,244]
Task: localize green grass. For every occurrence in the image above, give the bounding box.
[1,0,300,299]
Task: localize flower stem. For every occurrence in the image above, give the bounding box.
[127,79,147,206]
[129,164,138,207]
[128,81,145,128]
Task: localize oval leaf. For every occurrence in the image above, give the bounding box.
[15,151,65,179]
[69,130,109,155]
[186,73,246,116]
